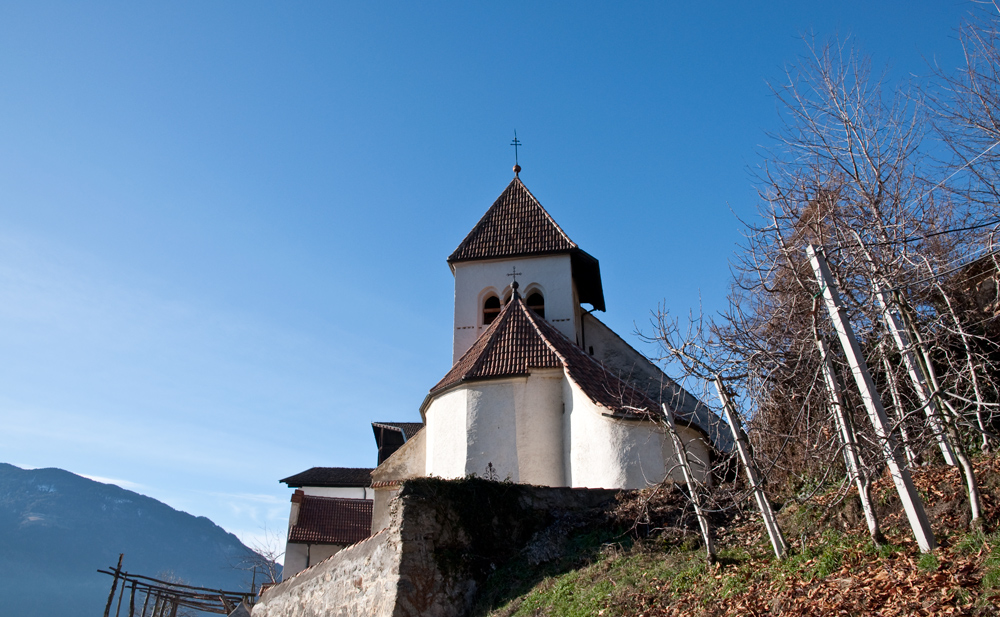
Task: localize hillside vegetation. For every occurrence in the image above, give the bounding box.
[473,455,1000,616]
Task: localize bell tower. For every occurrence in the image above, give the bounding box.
[447,168,605,363]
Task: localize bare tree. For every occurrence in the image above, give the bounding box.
[231,525,285,591]
[654,31,999,545]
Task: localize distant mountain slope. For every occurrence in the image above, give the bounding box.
[0,463,270,617]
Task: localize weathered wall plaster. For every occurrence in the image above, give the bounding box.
[424,388,468,478]
[371,430,426,535]
[582,313,732,452]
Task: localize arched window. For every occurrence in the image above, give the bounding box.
[483,295,501,325]
[526,292,545,318]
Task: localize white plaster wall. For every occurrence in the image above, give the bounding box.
[672,425,712,485]
[563,378,709,489]
[564,377,626,488]
[425,374,568,486]
[617,421,669,488]
[282,543,308,581]
[301,486,370,500]
[424,388,469,478]
[582,312,732,452]
[515,370,565,486]
[371,430,427,534]
[284,543,346,579]
[452,254,577,362]
[308,544,343,566]
[464,380,520,481]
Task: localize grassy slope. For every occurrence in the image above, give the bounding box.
[475,456,1000,616]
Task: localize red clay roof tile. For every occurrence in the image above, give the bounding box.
[448,177,577,263]
[287,495,372,545]
[431,296,562,393]
[280,467,373,488]
[430,296,662,419]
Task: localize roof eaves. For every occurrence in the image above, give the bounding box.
[521,307,660,417]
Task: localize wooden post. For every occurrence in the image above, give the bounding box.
[815,336,884,544]
[168,600,178,617]
[220,593,235,614]
[140,590,150,617]
[115,573,126,617]
[714,377,788,559]
[128,581,136,617]
[662,403,715,562]
[873,281,956,465]
[807,244,937,552]
[103,554,124,617]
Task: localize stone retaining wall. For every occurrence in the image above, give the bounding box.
[253,479,618,617]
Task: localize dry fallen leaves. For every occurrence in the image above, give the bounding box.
[606,456,1000,616]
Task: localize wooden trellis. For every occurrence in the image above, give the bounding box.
[100,554,254,616]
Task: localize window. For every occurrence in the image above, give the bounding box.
[526,292,545,318]
[483,295,501,325]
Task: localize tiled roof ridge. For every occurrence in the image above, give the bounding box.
[430,295,564,393]
[457,298,517,380]
[519,306,660,418]
[372,421,424,434]
[428,295,662,418]
[428,299,518,393]
[512,177,577,250]
[280,467,375,488]
[448,177,579,263]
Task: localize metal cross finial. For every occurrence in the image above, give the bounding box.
[507,266,522,284]
[510,130,522,165]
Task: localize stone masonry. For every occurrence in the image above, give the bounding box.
[253,478,618,617]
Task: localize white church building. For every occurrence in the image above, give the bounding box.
[281,167,722,579]
[366,168,720,531]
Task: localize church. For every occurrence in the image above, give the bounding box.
[279,166,720,579]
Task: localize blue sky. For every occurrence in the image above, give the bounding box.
[0,2,975,556]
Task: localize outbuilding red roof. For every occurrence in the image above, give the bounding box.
[280,467,373,488]
[287,496,372,546]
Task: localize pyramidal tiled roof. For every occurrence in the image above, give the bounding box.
[448,177,578,263]
[432,294,562,391]
[430,296,662,418]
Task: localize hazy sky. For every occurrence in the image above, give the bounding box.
[0,2,974,557]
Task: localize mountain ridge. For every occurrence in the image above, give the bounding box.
[0,462,272,617]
